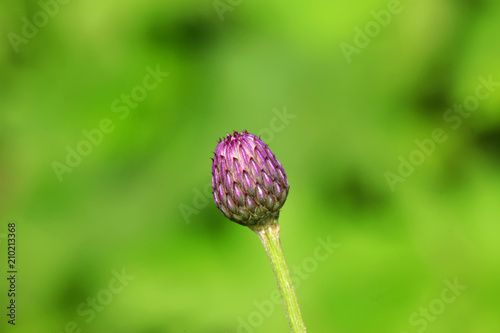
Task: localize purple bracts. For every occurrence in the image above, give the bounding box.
[212,131,289,227]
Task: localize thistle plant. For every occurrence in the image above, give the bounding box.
[211,130,306,332]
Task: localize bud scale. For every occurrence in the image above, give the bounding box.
[211,130,289,228]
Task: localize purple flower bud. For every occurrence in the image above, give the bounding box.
[212,130,289,228]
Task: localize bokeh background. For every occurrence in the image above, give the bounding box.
[1,0,500,332]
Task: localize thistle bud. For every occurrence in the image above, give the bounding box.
[211,130,289,228]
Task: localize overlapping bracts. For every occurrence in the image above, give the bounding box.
[212,131,289,227]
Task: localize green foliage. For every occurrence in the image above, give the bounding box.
[1,0,500,332]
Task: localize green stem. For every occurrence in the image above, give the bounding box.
[252,218,307,333]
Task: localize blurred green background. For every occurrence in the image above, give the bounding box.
[1,0,500,332]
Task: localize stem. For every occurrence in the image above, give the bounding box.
[253,219,307,333]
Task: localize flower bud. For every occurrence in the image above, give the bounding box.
[211,130,289,228]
